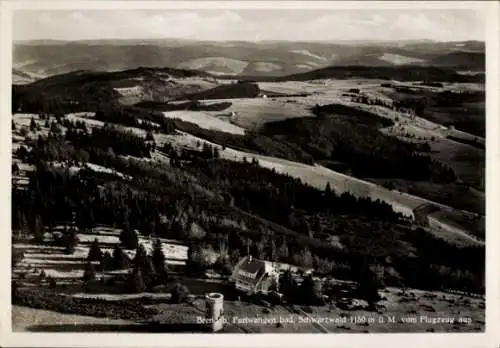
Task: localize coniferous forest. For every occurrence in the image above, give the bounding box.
[12,115,484,295]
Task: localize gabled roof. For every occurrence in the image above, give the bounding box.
[230,256,267,287]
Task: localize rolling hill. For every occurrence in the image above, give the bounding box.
[13,40,485,82]
[12,61,485,117]
[12,69,36,85]
[427,51,485,71]
[11,67,217,113]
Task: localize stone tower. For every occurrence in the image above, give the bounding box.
[205,292,224,332]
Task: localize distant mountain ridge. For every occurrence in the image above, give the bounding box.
[13,40,485,82]
[427,51,485,70]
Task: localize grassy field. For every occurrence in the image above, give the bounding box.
[377,83,485,138]
[178,57,249,74]
[430,139,484,190]
[13,229,189,292]
[367,179,484,215]
[258,79,384,97]
[300,287,484,333]
[382,122,484,190]
[12,305,136,332]
[64,112,173,149]
[163,110,245,135]
[204,98,313,129]
[113,75,219,105]
[257,81,484,190]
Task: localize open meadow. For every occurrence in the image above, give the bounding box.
[204,98,313,129]
[13,227,189,294]
[12,305,137,332]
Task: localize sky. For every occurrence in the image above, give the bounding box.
[13,9,485,42]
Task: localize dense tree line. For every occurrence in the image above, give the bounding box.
[162,122,314,165]
[179,81,260,101]
[278,271,326,306]
[76,234,170,293]
[12,164,174,233]
[447,135,485,150]
[33,99,455,186]
[12,287,158,320]
[93,107,164,133]
[182,157,400,223]
[434,90,485,106]
[16,121,153,166]
[134,100,232,112]
[390,88,485,138]
[223,66,484,83]
[65,123,152,158]
[349,94,394,110]
[393,96,427,117]
[311,103,394,128]
[11,67,485,301]
[391,89,485,112]
[12,154,484,293]
[261,113,455,183]
[12,117,482,295]
[417,82,444,88]
[12,84,118,115]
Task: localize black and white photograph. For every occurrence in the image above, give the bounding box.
[1,1,499,347]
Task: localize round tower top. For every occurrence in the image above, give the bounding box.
[205,292,224,302]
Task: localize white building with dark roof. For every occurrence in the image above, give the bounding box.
[229,256,279,295]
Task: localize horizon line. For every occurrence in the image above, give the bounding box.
[13,38,485,44]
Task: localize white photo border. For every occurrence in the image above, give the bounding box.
[0,1,498,347]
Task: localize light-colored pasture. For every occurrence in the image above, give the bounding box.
[289,49,327,62]
[66,113,170,148]
[12,113,41,127]
[206,98,314,129]
[70,292,171,301]
[383,123,484,189]
[259,79,385,98]
[13,232,189,286]
[379,53,425,65]
[254,62,282,73]
[77,234,121,244]
[12,305,136,332]
[178,57,249,74]
[66,113,172,149]
[163,111,245,135]
[75,231,189,262]
[115,85,155,105]
[85,163,128,178]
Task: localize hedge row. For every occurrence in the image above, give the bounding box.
[13,287,158,321]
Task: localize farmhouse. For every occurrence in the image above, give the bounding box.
[229,256,279,295]
[229,256,314,295]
